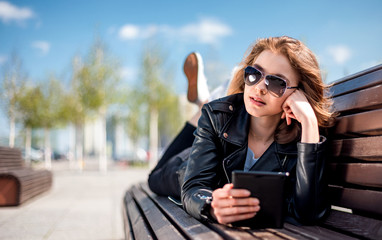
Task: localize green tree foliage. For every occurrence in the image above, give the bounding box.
[38,75,67,128]
[73,38,121,116]
[126,43,182,159]
[17,84,44,129]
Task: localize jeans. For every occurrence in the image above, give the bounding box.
[148,123,196,198]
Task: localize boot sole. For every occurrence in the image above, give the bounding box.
[183,53,198,103]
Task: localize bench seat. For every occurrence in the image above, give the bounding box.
[0,147,53,206]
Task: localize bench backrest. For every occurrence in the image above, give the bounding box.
[0,147,24,170]
[328,64,382,219]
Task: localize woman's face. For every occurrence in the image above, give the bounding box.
[244,50,300,119]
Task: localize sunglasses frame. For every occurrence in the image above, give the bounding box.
[244,66,299,98]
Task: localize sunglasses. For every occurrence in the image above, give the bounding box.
[244,66,299,97]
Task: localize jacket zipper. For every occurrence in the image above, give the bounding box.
[222,159,231,183]
[282,155,288,171]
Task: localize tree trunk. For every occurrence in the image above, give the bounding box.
[75,123,84,172]
[68,124,76,170]
[99,109,107,173]
[149,108,159,169]
[9,113,15,148]
[25,127,31,165]
[44,128,52,169]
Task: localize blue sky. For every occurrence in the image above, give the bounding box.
[1,0,382,137]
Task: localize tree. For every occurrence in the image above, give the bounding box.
[0,53,27,148]
[17,84,44,164]
[37,76,67,169]
[16,75,67,169]
[72,37,121,172]
[128,43,182,168]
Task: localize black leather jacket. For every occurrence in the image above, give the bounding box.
[181,93,329,225]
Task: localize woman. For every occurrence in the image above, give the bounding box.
[149,36,335,226]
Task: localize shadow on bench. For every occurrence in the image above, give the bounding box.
[0,147,53,206]
[122,64,382,240]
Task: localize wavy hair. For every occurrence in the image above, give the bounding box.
[228,36,336,143]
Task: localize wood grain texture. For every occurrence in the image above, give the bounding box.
[329,185,382,216]
[329,136,382,160]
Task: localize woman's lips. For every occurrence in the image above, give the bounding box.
[250,96,266,106]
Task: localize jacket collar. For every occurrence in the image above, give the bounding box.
[219,94,250,146]
[219,93,297,155]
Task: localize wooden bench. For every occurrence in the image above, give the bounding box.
[0,146,53,206]
[122,64,382,240]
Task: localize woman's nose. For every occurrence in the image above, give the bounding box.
[254,78,268,95]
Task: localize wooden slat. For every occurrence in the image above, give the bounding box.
[329,163,382,188]
[20,184,51,204]
[322,210,382,240]
[131,185,186,240]
[243,228,287,239]
[329,136,382,160]
[266,227,313,240]
[140,183,224,240]
[0,148,22,155]
[283,222,358,240]
[0,146,22,151]
[333,108,382,136]
[0,156,22,159]
[121,199,133,240]
[330,64,382,97]
[125,191,154,240]
[333,84,382,114]
[206,222,269,240]
[329,185,382,216]
[0,153,24,169]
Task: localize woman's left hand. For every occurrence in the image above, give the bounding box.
[281,90,320,143]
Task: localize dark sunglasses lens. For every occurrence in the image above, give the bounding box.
[244,67,262,86]
[266,76,287,97]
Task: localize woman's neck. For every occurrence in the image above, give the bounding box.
[248,115,280,143]
[247,116,280,159]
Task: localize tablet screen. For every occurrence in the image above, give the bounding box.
[232,170,289,228]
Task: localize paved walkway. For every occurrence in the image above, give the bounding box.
[0,160,150,240]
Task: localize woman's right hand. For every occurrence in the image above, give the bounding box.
[210,183,260,224]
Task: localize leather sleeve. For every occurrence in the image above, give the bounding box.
[181,104,221,221]
[288,137,330,224]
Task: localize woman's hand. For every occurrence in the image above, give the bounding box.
[210,183,260,224]
[281,90,319,143]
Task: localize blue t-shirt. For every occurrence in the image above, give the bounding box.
[244,147,259,171]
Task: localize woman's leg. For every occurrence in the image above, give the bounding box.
[148,51,230,198]
[151,51,207,172]
[148,52,209,198]
[148,147,191,198]
[151,122,196,172]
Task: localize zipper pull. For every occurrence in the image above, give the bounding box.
[282,155,288,170]
[222,159,231,183]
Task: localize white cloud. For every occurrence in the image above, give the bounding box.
[32,41,51,55]
[119,24,140,40]
[118,18,232,45]
[327,45,351,65]
[180,18,232,44]
[0,1,34,23]
[119,24,173,40]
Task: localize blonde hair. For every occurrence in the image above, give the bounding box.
[228,36,336,143]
